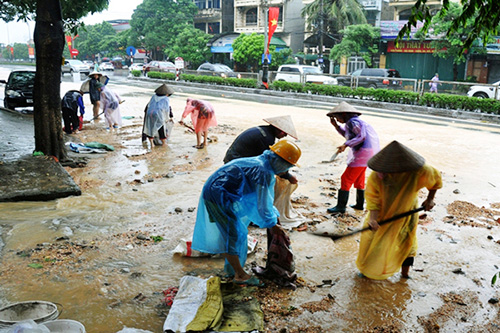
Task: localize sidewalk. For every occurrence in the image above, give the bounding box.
[0,109,81,202]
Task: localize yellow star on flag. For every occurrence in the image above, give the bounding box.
[271,18,277,26]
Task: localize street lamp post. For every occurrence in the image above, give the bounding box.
[262,0,269,88]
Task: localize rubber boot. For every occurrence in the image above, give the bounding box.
[327,190,349,214]
[350,189,365,210]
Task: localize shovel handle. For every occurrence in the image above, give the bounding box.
[330,206,425,240]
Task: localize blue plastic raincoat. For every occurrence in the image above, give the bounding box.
[192,150,293,274]
[143,95,170,138]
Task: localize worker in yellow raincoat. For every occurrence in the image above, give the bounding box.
[356,141,442,280]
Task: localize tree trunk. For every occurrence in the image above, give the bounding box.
[33,0,67,161]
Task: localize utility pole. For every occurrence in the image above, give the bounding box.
[318,0,324,70]
[262,0,269,88]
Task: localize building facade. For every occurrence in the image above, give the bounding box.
[193,0,234,35]
[233,0,305,53]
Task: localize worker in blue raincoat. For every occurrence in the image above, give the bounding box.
[192,140,301,287]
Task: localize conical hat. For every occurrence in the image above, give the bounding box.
[263,115,298,139]
[327,102,362,117]
[368,141,425,173]
[89,71,102,77]
[155,84,174,96]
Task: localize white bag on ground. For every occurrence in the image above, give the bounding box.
[173,236,258,257]
[0,320,50,333]
[163,276,223,332]
[273,177,307,229]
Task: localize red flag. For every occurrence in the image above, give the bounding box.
[65,35,73,53]
[267,7,280,54]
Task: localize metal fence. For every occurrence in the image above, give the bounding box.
[265,71,500,99]
[181,69,258,80]
[163,68,500,100]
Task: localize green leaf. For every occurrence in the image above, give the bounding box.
[28,263,43,269]
[492,273,498,285]
[151,235,163,243]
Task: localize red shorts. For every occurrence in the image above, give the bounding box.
[340,166,367,191]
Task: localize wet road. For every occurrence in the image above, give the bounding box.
[1,65,500,332]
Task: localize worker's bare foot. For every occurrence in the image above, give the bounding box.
[233,272,252,283]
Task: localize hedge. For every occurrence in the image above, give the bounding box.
[131,70,500,114]
[270,81,500,114]
[141,71,258,88]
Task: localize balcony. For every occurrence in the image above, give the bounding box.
[195,8,222,20]
[235,0,259,6]
[235,23,283,34]
[389,0,442,6]
[360,0,381,10]
[235,0,284,7]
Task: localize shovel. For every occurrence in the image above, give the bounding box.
[312,206,425,241]
[321,150,340,163]
[179,121,195,133]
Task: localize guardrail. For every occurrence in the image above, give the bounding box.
[181,69,258,80]
[419,79,500,99]
[267,70,500,100]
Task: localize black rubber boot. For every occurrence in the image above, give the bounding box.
[327,190,349,214]
[350,189,365,210]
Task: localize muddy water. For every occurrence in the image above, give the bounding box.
[1,70,500,332]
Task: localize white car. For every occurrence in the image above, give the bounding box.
[275,65,337,85]
[100,62,115,71]
[467,80,500,99]
[61,59,90,76]
[129,63,144,72]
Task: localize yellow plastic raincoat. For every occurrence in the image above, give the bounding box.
[356,164,442,280]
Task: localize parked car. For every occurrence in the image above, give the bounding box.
[467,80,500,99]
[337,68,402,89]
[196,63,238,78]
[100,62,115,71]
[129,62,144,72]
[82,60,94,70]
[274,65,337,85]
[0,70,36,110]
[144,61,176,74]
[62,59,90,76]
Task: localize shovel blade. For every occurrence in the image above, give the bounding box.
[321,152,338,163]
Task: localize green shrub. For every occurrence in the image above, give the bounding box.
[131,70,142,77]
[147,71,176,80]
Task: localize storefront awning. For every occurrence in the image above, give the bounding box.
[211,45,233,53]
[270,37,287,47]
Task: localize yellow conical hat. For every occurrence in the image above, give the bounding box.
[327,101,362,117]
[368,141,425,173]
[263,115,298,139]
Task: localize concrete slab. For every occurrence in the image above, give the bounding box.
[0,155,81,202]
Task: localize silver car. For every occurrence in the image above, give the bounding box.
[62,59,91,76]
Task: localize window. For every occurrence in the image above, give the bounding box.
[277,6,283,23]
[208,22,220,34]
[195,1,205,10]
[195,23,206,32]
[398,9,412,21]
[246,8,257,26]
[208,0,220,8]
